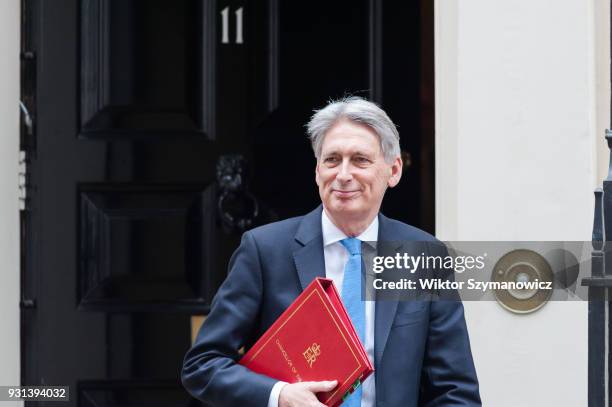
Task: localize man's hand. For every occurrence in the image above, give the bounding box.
[278,380,338,407]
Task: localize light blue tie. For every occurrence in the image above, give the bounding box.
[340,237,364,407]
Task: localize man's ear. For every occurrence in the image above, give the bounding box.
[315,162,321,186]
[387,156,403,188]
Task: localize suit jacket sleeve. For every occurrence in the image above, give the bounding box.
[419,242,481,406]
[181,231,277,406]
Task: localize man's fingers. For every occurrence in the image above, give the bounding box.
[304,380,338,392]
[278,381,338,407]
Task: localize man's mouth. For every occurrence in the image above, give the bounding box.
[332,189,360,199]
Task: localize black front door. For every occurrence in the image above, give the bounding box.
[21,1,433,405]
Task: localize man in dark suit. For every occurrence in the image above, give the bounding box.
[182,97,480,407]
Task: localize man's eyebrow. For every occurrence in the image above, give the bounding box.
[322,148,374,156]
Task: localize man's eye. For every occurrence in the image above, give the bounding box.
[354,156,370,163]
[324,157,339,163]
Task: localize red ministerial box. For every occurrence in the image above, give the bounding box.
[239,277,374,407]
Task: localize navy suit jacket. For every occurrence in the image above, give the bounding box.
[182,206,481,406]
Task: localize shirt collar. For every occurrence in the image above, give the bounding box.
[321,209,378,248]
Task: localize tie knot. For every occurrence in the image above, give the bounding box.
[340,237,362,256]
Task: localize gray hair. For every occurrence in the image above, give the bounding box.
[306,96,401,163]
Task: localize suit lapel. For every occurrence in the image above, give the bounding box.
[293,206,326,290]
[293,208,401,370]
[374,214,401,369]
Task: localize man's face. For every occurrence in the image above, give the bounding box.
[315,119,402,224]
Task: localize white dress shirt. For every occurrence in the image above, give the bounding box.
[268,210,377,407]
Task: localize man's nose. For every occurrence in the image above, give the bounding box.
[336,159,353,182]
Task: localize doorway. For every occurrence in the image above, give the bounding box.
[20,1,434,405]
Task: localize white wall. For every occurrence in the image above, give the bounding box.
[435,0,608,405]
[594,0,611,183]
[0,0,21,402]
